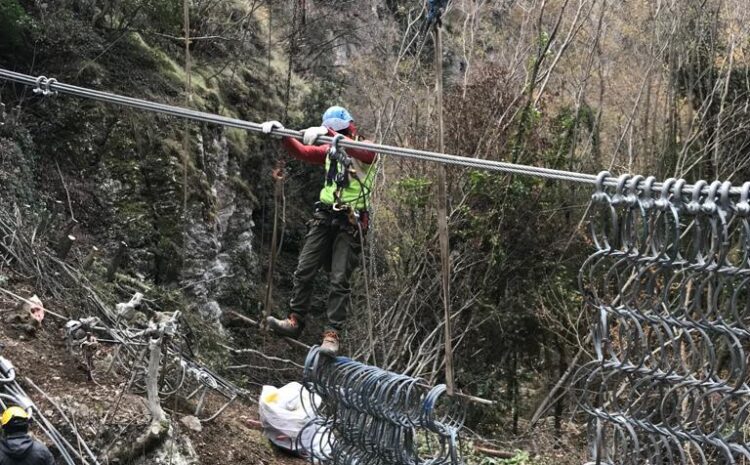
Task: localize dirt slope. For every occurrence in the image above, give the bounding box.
[0,307,303,465]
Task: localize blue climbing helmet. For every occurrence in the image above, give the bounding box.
[322,106,353,132]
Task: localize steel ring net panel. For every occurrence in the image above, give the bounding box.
[578,175,750,464]
[301,347,466,465]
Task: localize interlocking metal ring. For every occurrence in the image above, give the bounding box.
[577,173,750,464]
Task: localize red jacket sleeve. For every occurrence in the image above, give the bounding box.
[346,141,377,164]
[281,129,378,165]
[281,137,327,165]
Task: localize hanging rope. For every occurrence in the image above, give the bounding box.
[182,0,192,215]
[282,0,299,124]
[262,0,293,324]
[357,221,376,365]
[433,19,455,395]
[261,165,284,324]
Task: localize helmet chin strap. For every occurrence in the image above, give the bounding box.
[336,121,356,138]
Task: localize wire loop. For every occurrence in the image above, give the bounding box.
[300,346,465,464]
[579,176,750,464]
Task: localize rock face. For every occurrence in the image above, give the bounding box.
[180,415,203,433]
[135,425,200,465]
[181,127,258,325]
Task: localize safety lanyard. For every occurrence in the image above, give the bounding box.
[325,134,354,208]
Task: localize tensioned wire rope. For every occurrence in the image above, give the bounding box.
[0,68,743,196]
[5,67,505,408]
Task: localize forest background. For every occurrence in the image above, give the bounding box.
[1,0,749,463]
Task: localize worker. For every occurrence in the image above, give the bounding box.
[0,406,55,465]
[261,106,378,356]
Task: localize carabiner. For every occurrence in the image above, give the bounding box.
[331,133,344,153]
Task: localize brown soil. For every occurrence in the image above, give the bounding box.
[185,404,302,465]
[0,303,305,465]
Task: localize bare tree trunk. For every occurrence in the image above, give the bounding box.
[103,336,168,463]
[56,235,76,260]
[554,340,566,435]
[147,337,165,423]
[106,241,128,281]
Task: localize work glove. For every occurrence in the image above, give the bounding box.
[302,126,329,145]
[261,120,284,138]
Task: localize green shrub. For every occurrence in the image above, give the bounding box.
[0,0,31,55]
[394,176,432,209]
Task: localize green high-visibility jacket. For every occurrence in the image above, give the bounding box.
[319,152,376,211]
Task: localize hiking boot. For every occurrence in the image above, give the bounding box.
[319,330,340,356]
[266,314,303,338]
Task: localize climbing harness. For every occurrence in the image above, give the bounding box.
[320,134,373,235]
[300,345,465,464]
[575,173,750,464]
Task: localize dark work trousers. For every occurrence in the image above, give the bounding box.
[289,206,364,331]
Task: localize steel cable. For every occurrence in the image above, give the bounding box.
[4,68,748,196]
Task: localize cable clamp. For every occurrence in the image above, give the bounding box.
[32,76,57,97]
[44,78,58,96]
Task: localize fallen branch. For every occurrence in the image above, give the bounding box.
[226,310,309,350]
[219,342,304,369]
[226,310,496,406]
[146,31,240,42]
[474,444,517,459]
